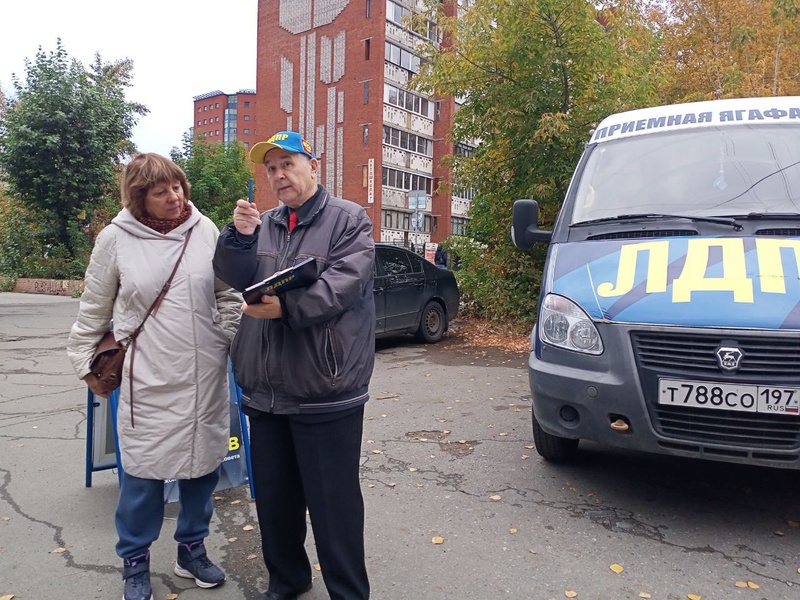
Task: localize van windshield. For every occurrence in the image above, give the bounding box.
[570,124,800,224]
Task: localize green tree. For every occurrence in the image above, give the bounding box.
[414,0,660,325]
[0,40,147,277]
[171,133,253,229]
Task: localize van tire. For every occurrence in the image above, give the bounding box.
[532,416,579,462]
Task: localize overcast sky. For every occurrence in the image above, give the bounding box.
[0,0,258,157]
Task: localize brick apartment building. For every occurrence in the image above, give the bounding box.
[193,0,473,246]
[192,89,258,149]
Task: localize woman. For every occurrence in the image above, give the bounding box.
[67,153,241,600]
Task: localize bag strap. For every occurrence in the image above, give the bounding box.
[127,228,193,427]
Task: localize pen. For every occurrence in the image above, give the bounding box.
[248,178,254,203]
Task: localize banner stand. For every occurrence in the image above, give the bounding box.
[85,361,254,501]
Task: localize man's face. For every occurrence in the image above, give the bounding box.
[263,149,318,209]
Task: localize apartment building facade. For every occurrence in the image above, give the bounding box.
[251,0,472,245]
[192,89,258,149]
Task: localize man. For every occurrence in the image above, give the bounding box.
[213,131,374,600]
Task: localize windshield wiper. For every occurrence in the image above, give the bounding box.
[727,212,800,220]
[571,213,742,230]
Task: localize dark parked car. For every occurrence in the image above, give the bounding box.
[374,243,459,343]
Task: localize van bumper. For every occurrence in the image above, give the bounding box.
[529,323,800,469]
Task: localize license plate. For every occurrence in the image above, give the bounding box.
[658,379,800,416]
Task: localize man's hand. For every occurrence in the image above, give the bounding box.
[233,199,262,235]
[242,296,283,320]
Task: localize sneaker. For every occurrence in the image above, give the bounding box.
[174,540,226,588]
[122,552,153,600]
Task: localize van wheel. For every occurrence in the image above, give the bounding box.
[415,301,446,343]
[532,415,579,462]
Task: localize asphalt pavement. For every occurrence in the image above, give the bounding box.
[1,292,799,600]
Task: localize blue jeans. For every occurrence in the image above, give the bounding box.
[115,467,220,558]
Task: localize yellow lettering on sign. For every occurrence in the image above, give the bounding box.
[597,241,669,297]
[672,238,752,303]
[754,238,800,294]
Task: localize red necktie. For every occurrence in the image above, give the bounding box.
[289,211,298,232]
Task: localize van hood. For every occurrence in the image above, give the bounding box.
[549,237,800,329]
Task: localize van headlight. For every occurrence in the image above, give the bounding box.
[539,294,603,354]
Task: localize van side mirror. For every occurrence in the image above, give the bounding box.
[511,199,552,250]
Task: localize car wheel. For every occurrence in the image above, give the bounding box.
[415,301,446,343]
[532,415,579,462]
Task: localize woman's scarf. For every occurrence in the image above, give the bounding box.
[138,203,193,234]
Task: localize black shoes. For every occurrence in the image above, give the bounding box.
[255,582,313,600]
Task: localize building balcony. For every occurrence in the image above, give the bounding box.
[384,62,409,86]
[382,146,433,174]
[383,105,434,136]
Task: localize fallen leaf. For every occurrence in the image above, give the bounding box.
[165,594,178,600]
[499,432,509,436]
[528,549,537,554]
[368,484,375,488]
[243,525,255,531]
[366,440,374,444]
[432,536,444,544]
[387,482,397,487]
[609,563,624,574]
[489,495,502,501]
[247,554,258,560]
[51,547,66,554]
[371,450,383,454]
[458,440,467,444]
[747,582,760,589]
[509,528,518,534]
[1,517,9,521]
[0,595,15,600]
[774,530,785,536]
[687,595,702,600]
[231,499,241,505]
[735,582,748,588]
[443,430,451,434]
[524,445,534,449]
[313,563,321,571]
[565,591,578,598]
[227,537,238,542]
[787,520,799,528]
[638,594,651,599]
[409,467,418,472]
[521,455,530,459]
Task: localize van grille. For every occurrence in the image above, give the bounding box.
[631,331,800,450]
[631,332,800,376]
[654,405,799,449]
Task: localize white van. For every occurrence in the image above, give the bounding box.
[511,96,800,469]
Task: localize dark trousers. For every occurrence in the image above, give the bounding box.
[115,467,220,559]
[249,406,369,600]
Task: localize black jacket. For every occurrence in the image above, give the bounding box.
[213,186,376,414]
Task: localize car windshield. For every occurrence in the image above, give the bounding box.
[570,124,800,224]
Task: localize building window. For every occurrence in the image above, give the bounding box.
[243,115,251,121]
[244,142,250,148]
[365,38,370,60]
[243,128,250,134]
[363,81,369,105]
[244,101,250,107]
[203,106,207,111]
[197,107,201,113]
[215,102,219,108]
[215,117,219,122]
[366,0,371,18]
[362,124,369,144]
[203,119,207,124]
